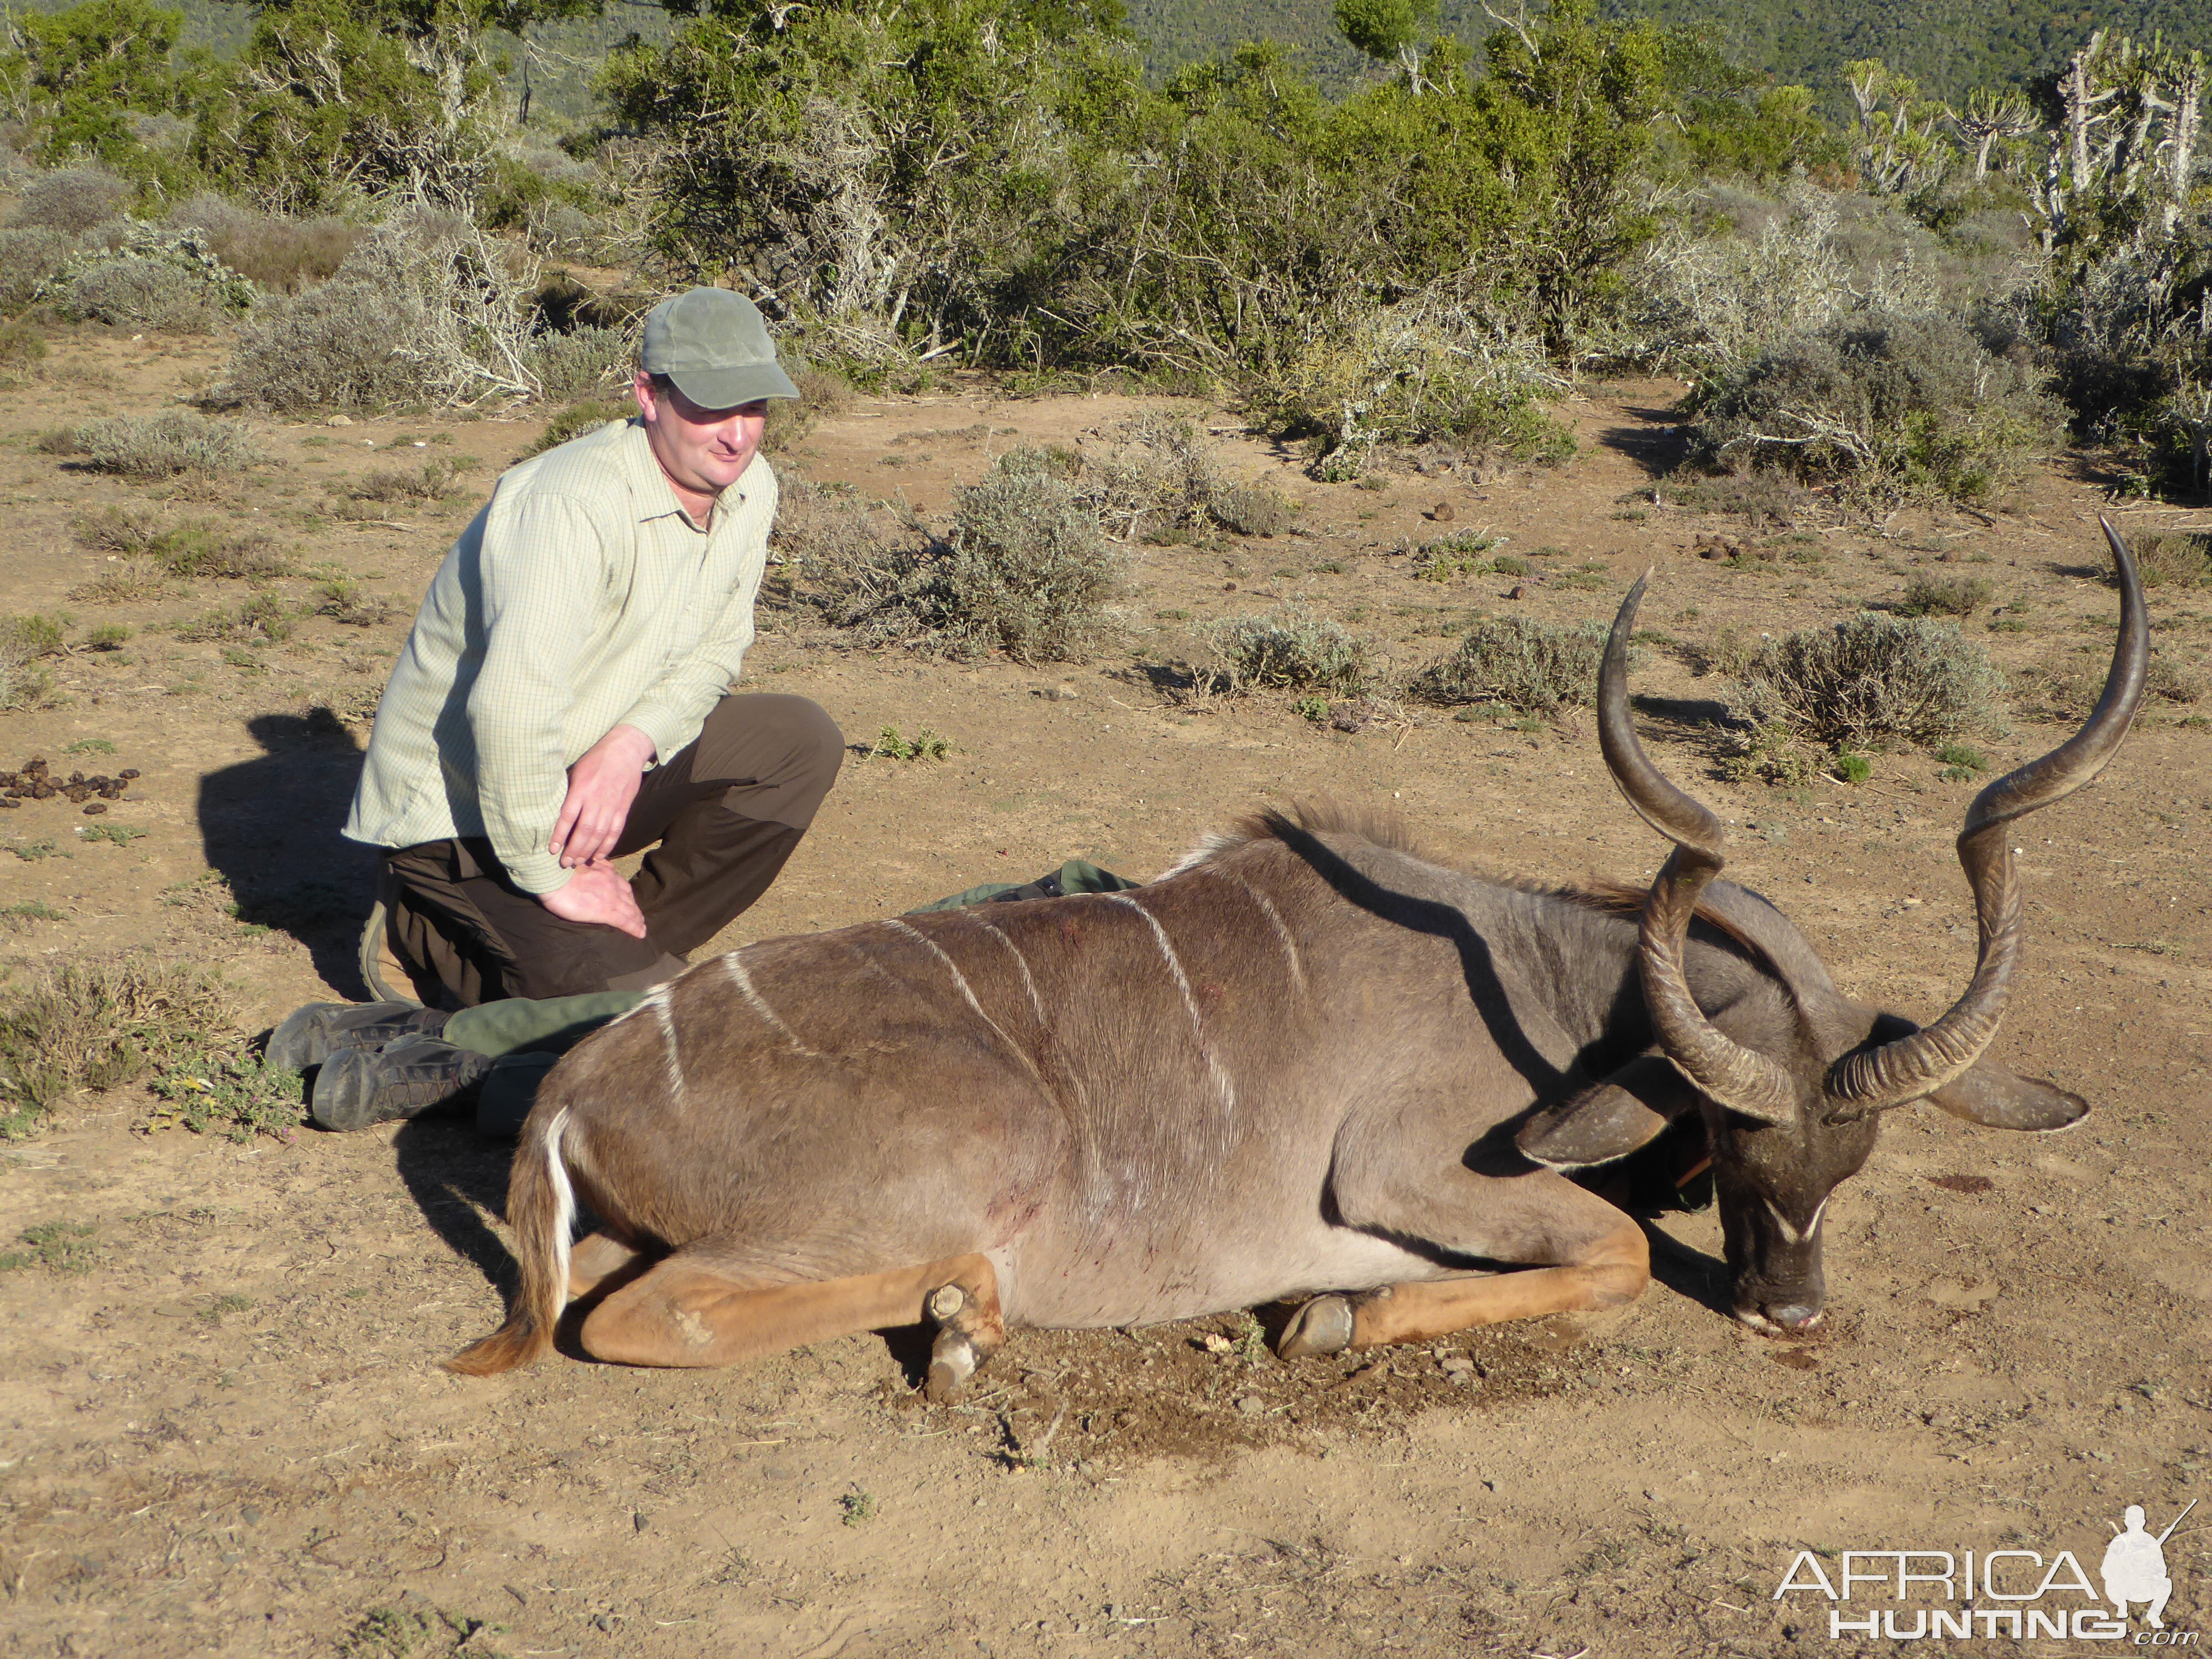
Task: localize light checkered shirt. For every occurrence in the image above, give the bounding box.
[343,417,777,895]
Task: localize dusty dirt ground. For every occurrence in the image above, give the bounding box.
[2,326,2209,1659]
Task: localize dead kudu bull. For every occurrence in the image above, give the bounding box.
[450,528,2147,1393]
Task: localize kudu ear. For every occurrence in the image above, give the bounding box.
[1927,1062,2089,1133]
[1517,1055,1700,1170]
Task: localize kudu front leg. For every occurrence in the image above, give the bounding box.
[1281,1171,1650,1358]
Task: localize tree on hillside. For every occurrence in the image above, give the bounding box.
[0,0,205,177]
[191,0,605,210]
[1333,0,1441,93]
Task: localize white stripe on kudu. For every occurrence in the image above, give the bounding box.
[974,916,1048,1025]
[884,918,1052,1092]
[719,954,818,1057]
[1227,873,1306,995]
[651,989,685,1101]
[1107,893,1237,1115]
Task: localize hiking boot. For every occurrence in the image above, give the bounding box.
[357,900,422,1007]
[265,1000,451,1074]
[311,1034,494,1133]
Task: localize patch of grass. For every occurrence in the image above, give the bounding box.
[314,577,394,627]
[341,455,479,509]
[1833,749,1872,784]
[1410,615,1608,714]
[80,823,147,847]
[179,594,294,646]
[1719,722,1818,786]
[1,611,65,711]
[1203,604,1372,697]
[10,839,65,862]
[1295,695,1329,722]
[335,1601,497,1659]
[839,1488,878,1527]
[2132,532,2212,589]
[1936,741,1988,781]
[74,413,265,480]
[1410,528,1501,582]
[0,962,242,1135]
[72,507,293,581]
[198,1293,253,1324]
[1898,572,1992,617]
[147,1050,305,1144]
[870,726,951,761]
[1729,612,2006,749]
[2,900,66,928]
[82,622,131,651]
[0,1220,97,1275]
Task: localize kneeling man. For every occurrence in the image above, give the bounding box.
[319,289,843,1121]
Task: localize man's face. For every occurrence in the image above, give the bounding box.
[633,372,769,501]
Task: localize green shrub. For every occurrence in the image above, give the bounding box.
[0,613,64,712]
[46,220,258,332]
[1409,614,1607,713]
[1729,612,2006,748]
[1833,749,1872,784]
[1718,721,1818,786]
[1203,604,1371,697]
[1684,311,2062,502]
[870,725,951,760]
[1897,571,1992,617]
[76,412,265,478]
[70,509,291,580]
[1212,481,1293,537]
[1410,528,1501,581]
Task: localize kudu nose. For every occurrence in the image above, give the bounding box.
[1767,1303,1823,1332]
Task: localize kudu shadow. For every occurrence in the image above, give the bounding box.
[196,710,378,997]
[391,1113,519,1298]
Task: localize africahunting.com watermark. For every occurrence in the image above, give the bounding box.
[1774,1501,2200,1642]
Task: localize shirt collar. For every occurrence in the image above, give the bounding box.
[619,418,748,533]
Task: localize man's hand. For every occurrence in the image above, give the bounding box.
[550,723,657,869]
[538,860,649,938]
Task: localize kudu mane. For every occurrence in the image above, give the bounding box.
[1213,801,1781,973]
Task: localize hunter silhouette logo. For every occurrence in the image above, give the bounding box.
[1773,1496,2200,1642]
[2105,1501,2193,1629]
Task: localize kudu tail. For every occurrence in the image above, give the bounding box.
[444,1102,577,1376]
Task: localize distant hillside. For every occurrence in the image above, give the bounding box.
[1128,0,2212,105]
[25,0,2212,127]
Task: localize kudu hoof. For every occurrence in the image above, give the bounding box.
[1277,1294,1355,1359]
[922,1277,997,1405]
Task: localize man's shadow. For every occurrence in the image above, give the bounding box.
[196,709,378,995]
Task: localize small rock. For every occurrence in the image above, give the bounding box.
[326,414,353,426]
[1432,501,1455,522]
[82,802,107,815]
[633,1510,650,1532]
[1440,1354,1475,1374]
[1053,684,1077,701]
[1223,581,1237,591]
[1201,1333,1233,1354]
[1507,583,1527,600]
[1236,1395,1265,1416]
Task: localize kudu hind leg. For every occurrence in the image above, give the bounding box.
[578,1249,1001,1374]
[921,1256,1004,1404]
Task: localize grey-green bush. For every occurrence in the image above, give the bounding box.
[0,229,71,313]
[1410,615,1607,713]
[1204,604,1371,697]
[169,196,362,293]
[1729,612,2006,748]
[76,413,265,479]
[1685,311,2062,502]
[529,325,629,402]
[9,168,128,236]
[941,451,1122,662]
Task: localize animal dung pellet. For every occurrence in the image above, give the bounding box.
[0,797,15,808]
[82,802,107,815]
[119,769,140,780]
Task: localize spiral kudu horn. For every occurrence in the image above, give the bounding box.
[1819,518,2150,1120]
[1599,571,1797,1123]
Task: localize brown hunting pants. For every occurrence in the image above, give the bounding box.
[380,693,843,1006]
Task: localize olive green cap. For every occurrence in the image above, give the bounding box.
[639,287,799,409]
